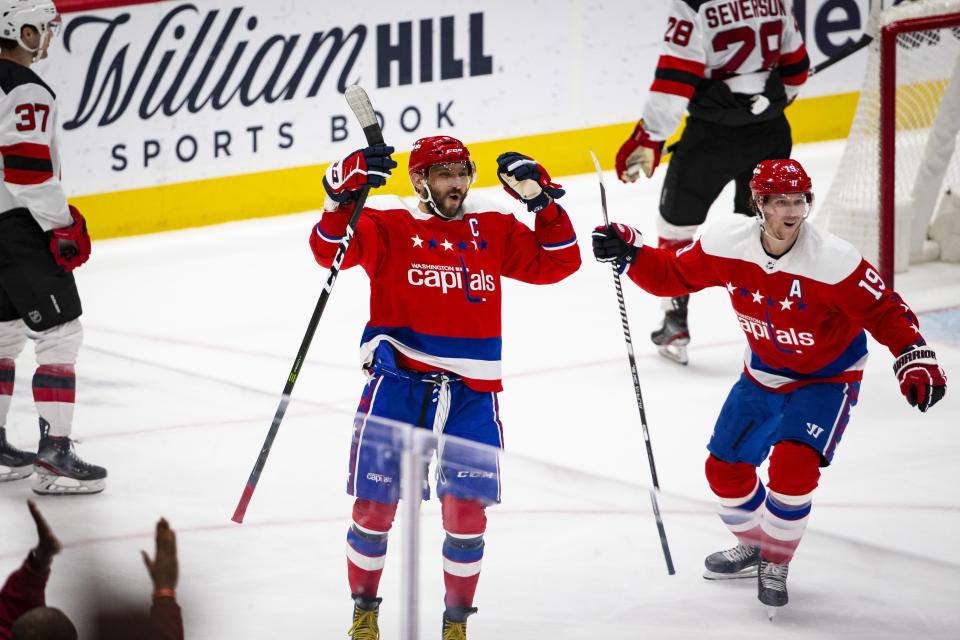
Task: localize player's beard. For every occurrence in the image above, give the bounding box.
[424,185,468,219]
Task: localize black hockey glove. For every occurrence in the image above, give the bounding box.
[592,223,643,273]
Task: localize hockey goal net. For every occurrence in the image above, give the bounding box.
[815,0,960,286]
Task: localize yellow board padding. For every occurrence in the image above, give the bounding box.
[75,91,861,240]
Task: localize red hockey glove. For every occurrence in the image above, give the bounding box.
[48,205,91,272]
[893,344,947,412]
[592,223,643,273]
[615,120,663,182]
[322,144,397,210]
[496,152,565,212]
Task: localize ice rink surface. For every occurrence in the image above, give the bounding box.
[1,140,959,638]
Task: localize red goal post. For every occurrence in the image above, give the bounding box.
[880,6,960,286]
[816,1,960,289]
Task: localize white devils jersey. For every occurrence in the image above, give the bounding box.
[0,59,70,231]
[643,0,809,140]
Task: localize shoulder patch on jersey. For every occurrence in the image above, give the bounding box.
[0,60,55,98]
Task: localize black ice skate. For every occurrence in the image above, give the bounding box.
[442,606,477,640]
[32,419,106,495]
[0,426,35,481]
[651,294,690,365]
[703,543,759,580]
[758,557,790,617]
[348,594,381,640]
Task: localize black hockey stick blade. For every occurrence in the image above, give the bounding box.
[232,86,385,524]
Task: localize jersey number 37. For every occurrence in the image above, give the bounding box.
[15,103,51,132]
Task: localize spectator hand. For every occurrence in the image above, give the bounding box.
[48,205,91,272]
[141,518,178,592]
[615,120,663,182]
[26,499,62,572]
[322,144,397,211]
[496,152,565,212]
[893,344,947,412]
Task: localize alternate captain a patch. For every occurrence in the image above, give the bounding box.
[788,278,803,299]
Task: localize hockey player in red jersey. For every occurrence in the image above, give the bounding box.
[593,159,947,612]
[615,0,809,364]
[310,136,580,638]
[0,0,106,494]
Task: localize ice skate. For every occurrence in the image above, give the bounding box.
[348,594,381,640]
[0,426,35,481]
[703,543,759,579]
[442,606,477,640]
[32,419,106,495]
[651,295,690,365]
[758,557,789,616]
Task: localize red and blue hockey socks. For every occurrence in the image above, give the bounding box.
[762,441,821,564]
[705,455,764,547]
[441,495,486,609]
[346,498,397,598]
[346,496,488,607]
[706,443,822,564]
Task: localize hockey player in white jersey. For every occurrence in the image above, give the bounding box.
[615,0,809,364]
[0,1,106,494]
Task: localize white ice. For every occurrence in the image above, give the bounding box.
[1,139,958,638]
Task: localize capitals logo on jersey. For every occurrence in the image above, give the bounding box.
[407,261,496,302]
[735,309,814,352]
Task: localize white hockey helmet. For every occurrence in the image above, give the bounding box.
[0,0,60,54]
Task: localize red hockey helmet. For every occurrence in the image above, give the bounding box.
[408,135,476,183]
[749,159,814,211]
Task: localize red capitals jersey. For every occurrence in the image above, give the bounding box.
[626,216,924,391]
[643,0,809,140]
[310,194,580,391]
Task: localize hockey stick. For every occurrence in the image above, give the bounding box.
[231,86,383,524]
[808,33,873,77]
[662,34,873,158]
[589,150,675,575]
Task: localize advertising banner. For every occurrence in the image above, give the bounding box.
[44,0,885,236]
